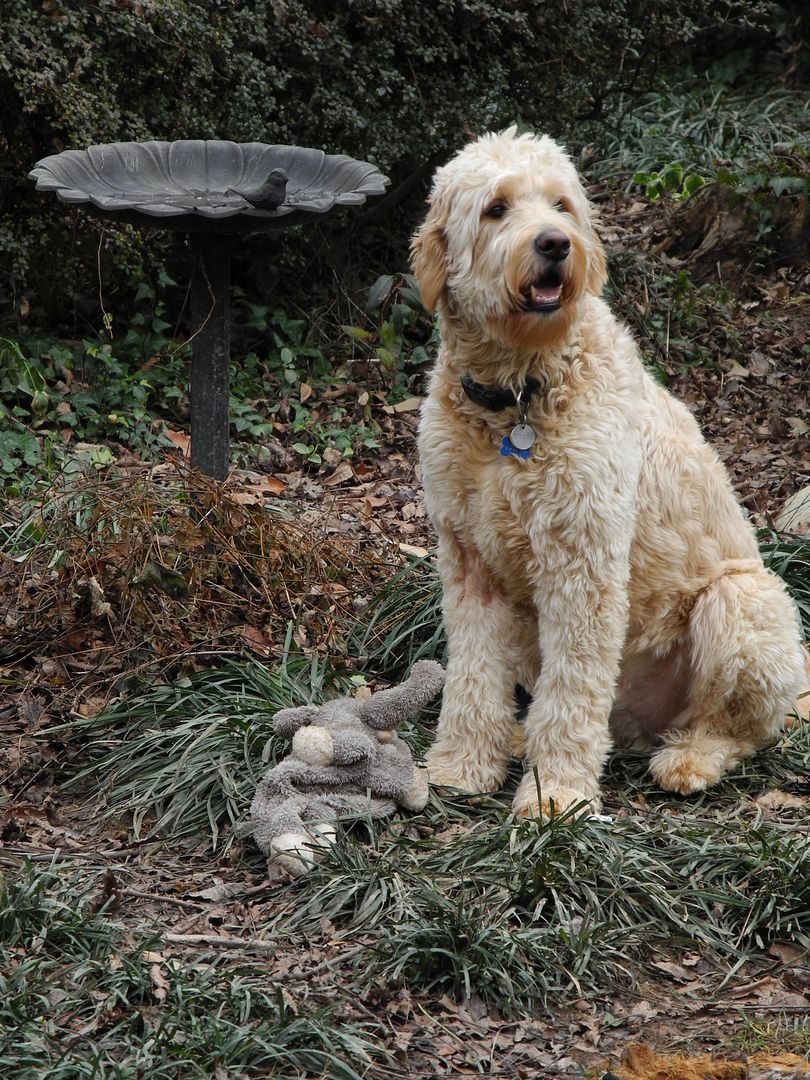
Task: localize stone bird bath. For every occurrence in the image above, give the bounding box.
[29,140,389,479]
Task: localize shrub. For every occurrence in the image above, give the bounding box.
[1,0,772,326]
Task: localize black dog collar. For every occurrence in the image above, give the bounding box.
[459,374,541,412]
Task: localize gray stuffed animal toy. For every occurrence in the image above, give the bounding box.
[248,660,445,877]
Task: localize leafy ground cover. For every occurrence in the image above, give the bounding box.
[2,678,808,1077]
[2,67,810,1079]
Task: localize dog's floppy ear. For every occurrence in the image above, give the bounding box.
[566,178,608,298]
[411,197,448,312]
[586,220,608,297]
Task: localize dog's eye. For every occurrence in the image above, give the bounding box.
[553,199,569,213]
[485,202,508,219]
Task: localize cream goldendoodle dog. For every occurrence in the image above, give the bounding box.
[411,128,806,817]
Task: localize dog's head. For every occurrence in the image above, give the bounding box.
[411,128,607,350]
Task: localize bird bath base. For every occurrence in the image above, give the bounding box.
[189,234,231,480]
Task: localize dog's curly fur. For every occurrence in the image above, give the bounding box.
[411,128,807,817]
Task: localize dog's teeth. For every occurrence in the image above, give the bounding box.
[531,284,561,306]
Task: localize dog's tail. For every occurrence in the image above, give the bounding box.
[688,559,806,737]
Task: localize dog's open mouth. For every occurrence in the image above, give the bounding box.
[521,269,563,313]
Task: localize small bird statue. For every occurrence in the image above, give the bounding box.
[227,167,288,209]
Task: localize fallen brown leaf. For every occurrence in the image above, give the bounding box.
[768,940,806,965]
[629,1001,658,1021]
[391,396,423,413]
[775,485,810,533]
[724,361,750,379]
[651,960,692,981]
[150,961,170,1004]
[322,461,354,487]
[398,542,429,558]
[238,624,273,657]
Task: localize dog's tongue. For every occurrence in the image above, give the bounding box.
[531,283,562,306]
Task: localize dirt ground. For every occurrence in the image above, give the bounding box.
[5,790,809,1078]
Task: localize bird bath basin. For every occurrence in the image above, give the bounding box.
[29,140,389,478]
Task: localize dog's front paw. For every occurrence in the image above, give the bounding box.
[512,773,598,820]
[425,751,506,794]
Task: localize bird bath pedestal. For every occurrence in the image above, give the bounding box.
[29,140,389,479]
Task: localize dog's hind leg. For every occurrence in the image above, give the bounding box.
[425,529,536,794]
[649,561,806,794]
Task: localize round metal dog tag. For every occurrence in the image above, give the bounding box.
[510,423,536,450]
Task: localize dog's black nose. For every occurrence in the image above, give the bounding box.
[534,229,570,262]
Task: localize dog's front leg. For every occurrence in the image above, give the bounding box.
[513,536,632,819]
[426,528,526,794]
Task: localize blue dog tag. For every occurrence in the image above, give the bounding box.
[500,435,531,460]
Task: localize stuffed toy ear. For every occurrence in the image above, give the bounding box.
[410,196,448,312]
[273,705,320,739]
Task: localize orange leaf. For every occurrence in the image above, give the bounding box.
[165,429,191,456]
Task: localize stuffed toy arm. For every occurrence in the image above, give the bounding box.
[273,704,320,738]
[356,659,446,730]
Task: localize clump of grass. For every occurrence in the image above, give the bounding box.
[733,1014,810,1056]
[0,860,391,1079]
[603,249,745,375]
[760,530,810,639]
[349,553,445,677]
[594,70,810,187]
[0,858,124,961]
